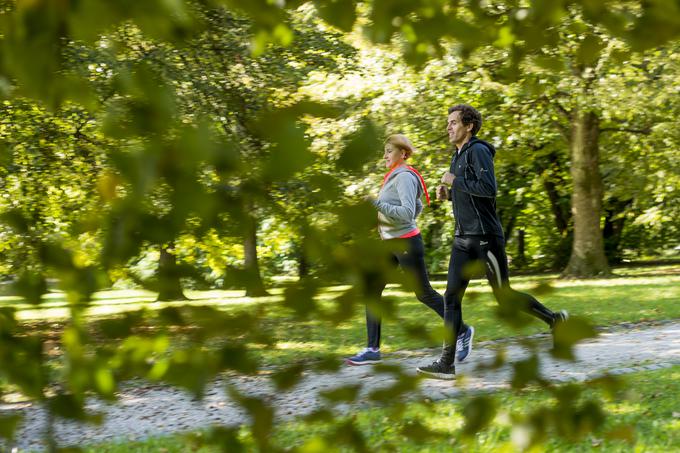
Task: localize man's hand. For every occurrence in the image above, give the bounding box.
[441,171,455,185]
[436,184,449,201]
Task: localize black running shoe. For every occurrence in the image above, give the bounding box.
[417,359,455,380]
[552,310,569,329]
[551,310,570,349]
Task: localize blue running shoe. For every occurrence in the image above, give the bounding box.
[346,348,381,366]
[456,325,474,362]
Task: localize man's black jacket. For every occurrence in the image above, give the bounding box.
[448,137,504,238]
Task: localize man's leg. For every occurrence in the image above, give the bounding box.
[444,237,472,340]
[483,235,556,326]
[417,237,472,379]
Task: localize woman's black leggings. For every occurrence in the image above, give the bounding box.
[364,234,463,349]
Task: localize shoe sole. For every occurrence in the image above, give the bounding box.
[416,368,456,380]
[346,359,381,366]
[457,325,475,363]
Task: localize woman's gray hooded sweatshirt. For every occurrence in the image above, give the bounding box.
[373,166,426,240]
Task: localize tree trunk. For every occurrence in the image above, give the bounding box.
[297,240,310,280]
[515,228,527,268]
[156,243,188,301]
[563,110,610,277]
[539,152,571,236]
[243,211,269,297]
[603,197,632,265]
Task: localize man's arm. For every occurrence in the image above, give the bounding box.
[451,144,497,198]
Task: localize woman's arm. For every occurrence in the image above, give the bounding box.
[374,172,419,222]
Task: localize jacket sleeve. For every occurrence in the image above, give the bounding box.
[452,144,497,198]
[374,172,419,222]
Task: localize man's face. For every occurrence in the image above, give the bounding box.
[447,111,472,146]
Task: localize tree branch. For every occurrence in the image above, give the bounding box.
[600,126,652,135]
[443,59,507,80]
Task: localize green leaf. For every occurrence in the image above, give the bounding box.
[270,362,306,391]
[331,420,368,452]
[605,424,636,444]
[13,271,47,305]
[201,426,245,453]
[283,280,319,318]
[401,419,443,442]
[494,26,516,48]
[0,414,22,441]
[577,34,605,67]
[316,0,357,32]
[511,355,541,389]
[320,383,361,403]
[227,388,274,451]
[533,55,565,72]
[462,395,497,437]
[218,344,259,374]
[1,208,30,234]
[258,110,313,182]
[312,355,343,373]
[368,374,419,402]
[337,120,382,171]
[48,393,100,423]
[0,142,13,170]
[97,311,145,339]
[552,317,598,360]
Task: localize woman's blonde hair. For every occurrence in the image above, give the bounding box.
[385,134,416,159]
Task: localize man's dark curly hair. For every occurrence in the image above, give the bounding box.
[448,104,482,136]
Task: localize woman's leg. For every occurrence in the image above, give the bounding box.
[363,265,390,349]
[396,234,445,319]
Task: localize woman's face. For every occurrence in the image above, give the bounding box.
[383,144,405,169]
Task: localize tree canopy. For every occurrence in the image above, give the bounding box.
[1,0,679,450]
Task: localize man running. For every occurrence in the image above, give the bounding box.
[417,104,568,380]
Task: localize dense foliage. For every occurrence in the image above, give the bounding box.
[0,0,678,451]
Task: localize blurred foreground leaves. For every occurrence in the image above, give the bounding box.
[0,0,668,451]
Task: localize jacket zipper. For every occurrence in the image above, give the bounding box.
[465,148,486,235]
[451,149,464,235]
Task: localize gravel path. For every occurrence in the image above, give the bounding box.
[3,321,680,451]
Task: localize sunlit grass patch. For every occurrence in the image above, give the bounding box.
[2,265,679,368]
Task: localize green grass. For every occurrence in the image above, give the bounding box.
[85,365,680,452]
[7,265,679,451]
[2,264,679,367]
